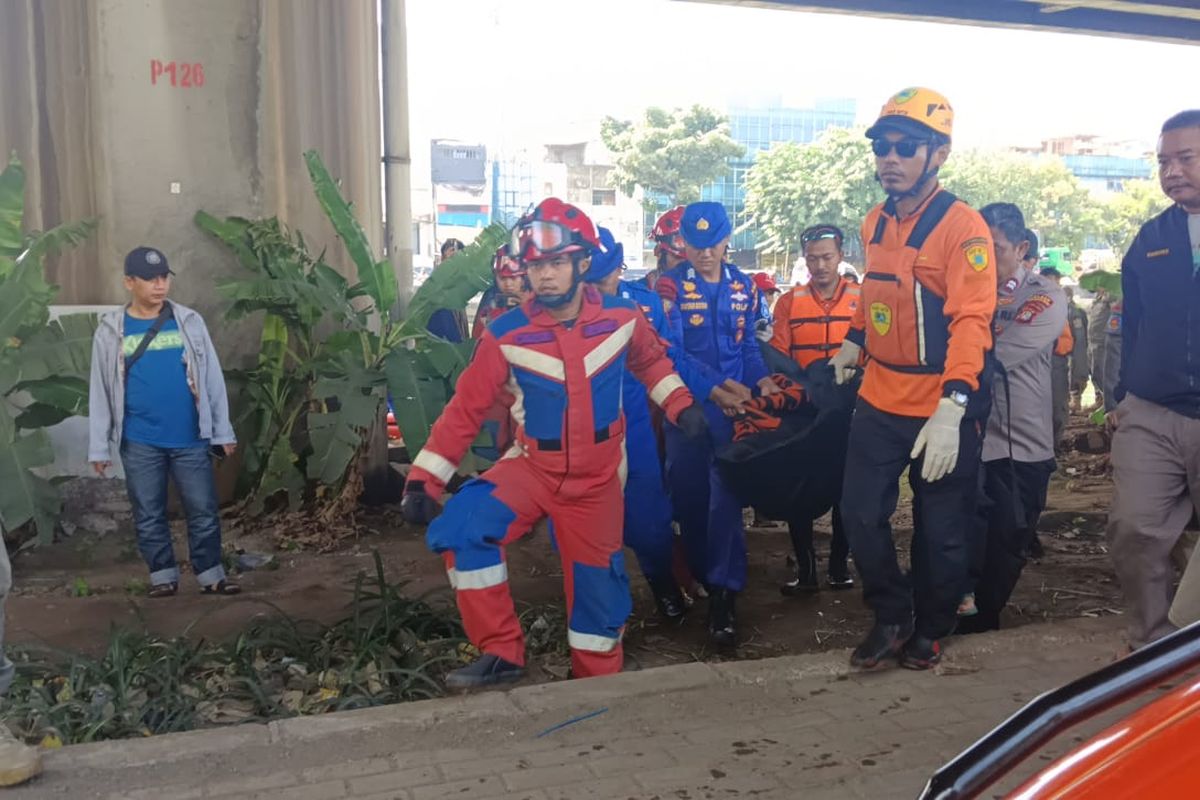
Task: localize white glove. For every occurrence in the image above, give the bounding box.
[829,339,862,385]
[910,397,966,482]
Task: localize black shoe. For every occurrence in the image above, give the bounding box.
[708,589,737,650]
[826,565,854,591]
[900,635,942,670]
[781,546,819,596]
[651,582,687,620]
[445,654,525,691]
[850,622,914,669]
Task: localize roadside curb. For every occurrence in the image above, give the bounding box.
[42,616,1123,774]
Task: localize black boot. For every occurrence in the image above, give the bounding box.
[649,579,686,620]
[850,621,914,669]
[708,589,737,650]
[445,653,525,691]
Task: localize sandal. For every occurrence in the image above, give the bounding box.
[201,580,241,596]
[148,582,178,598]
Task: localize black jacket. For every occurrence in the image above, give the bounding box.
[1116,204,1200,418]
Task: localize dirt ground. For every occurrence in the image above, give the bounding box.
[6,412,1121,680]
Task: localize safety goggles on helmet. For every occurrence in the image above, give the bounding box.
[511,220,587,260]
[654,233,687,256]
[870,138,929,159]
[801,226,844,246]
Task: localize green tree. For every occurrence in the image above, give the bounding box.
[1096,178,1169,258]
[940,151,1102,255]
[742,127,878,259]
[600,105,744,205]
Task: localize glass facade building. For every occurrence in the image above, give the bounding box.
[646,97,857,263]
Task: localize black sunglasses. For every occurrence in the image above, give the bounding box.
[801,227,843,245]
[871,138,929,158]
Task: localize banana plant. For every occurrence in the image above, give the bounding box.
[197,150,505,517]
[0,155,98,545]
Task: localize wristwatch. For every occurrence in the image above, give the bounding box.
[947,390,969,409]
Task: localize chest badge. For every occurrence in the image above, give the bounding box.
[689,313,705,327]
[870,302,893,336]
[682,280,697,293]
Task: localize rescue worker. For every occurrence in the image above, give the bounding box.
[657,201,778,648]
[472,245,532,339]
[751,272,780,342]
[650,206,688,277]
[829,88,997,670]
[768,224,859,593]
[959,203,1065,634]
[1107,109,1200,651]
[468,246,532,461]
[584,227,689,619]
[401,198,708,688]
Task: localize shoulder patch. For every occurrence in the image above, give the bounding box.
[1014,293,1054,324]
[962,237,990,273]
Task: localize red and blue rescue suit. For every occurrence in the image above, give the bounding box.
[658,263,768,591]
[408,286,695,677]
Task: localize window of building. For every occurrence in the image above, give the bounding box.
[592,189,617,206]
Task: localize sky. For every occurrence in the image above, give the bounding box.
[404,0,1196,185]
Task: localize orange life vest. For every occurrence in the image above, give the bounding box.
[853,187,997,417]
[770,279,861,369]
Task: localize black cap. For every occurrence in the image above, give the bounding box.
[124,246,173,279]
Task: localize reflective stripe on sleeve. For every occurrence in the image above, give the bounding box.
[649,373,686,407]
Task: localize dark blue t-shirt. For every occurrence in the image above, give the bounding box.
[122,313,205,448]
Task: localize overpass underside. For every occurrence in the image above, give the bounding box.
[683,0,1200,44]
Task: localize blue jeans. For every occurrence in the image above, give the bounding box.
[120,440,226,587]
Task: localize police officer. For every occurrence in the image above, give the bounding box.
[959,203,1065,634]
[829,88,997,670]
[768,224,859,593]
[584,227,692,619]
[657,202,777,648]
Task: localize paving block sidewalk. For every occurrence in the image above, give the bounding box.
[11,617,1135,800]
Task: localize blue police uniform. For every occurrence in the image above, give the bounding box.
[616,278,678,593]
[657,204,768,597]
[582,228,700,609]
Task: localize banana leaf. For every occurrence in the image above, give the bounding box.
[383,347,448,456]
[304,150,397,314]
[250,435,305,515]
[399,224,507,334]
[2,314,97,393]
[13,376,89,418]
[0,155,25,274]
[1078,270,1122,299]
[0,412,59,542]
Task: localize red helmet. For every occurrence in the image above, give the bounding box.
[650,206,686,258]
[511,198,599,265]
[493,244,525,278]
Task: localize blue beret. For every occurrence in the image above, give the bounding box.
[584,227,624,283]
[681,202,731,248]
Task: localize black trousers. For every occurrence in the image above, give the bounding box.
[787,507,850,574]
[963,458,1056,631]
[839,399,983,639]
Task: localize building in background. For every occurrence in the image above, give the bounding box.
[427,140,489,256]
[1018,135,1153,195]
[491,141,644,269]
[644,97,857,268]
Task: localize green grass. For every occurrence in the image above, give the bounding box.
[1,552,466,744]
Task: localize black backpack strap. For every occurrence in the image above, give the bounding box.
[124,304,175,380]
[869,214,889,245]
[905,191,959,251]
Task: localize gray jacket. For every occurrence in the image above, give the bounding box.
[88,300,235,463]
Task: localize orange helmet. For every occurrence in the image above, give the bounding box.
[865,87,953,141]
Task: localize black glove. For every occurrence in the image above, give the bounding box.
[676,404,710,442]
[401,480,440,525]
